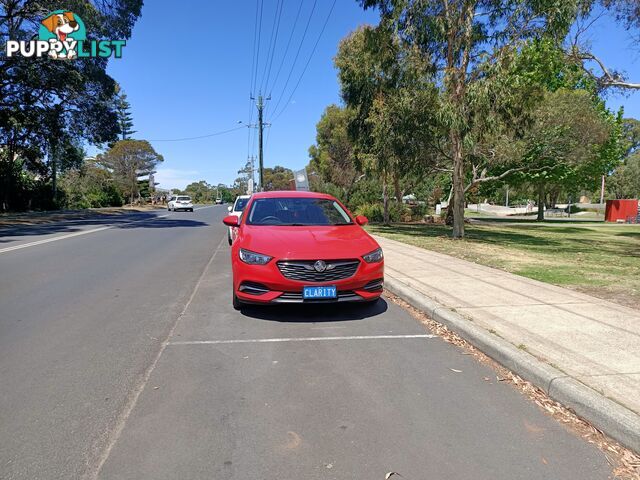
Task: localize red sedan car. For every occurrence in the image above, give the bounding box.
[222,191,384,309]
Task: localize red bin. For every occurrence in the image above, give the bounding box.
[605,199,639,222]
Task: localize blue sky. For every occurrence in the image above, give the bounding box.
[105,1,640,190]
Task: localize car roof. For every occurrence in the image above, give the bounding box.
[251,190,334,200]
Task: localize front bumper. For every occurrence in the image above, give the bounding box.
[234,259,384,304]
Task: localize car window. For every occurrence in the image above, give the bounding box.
[234,198,249,212]
[176,196,191,201]
[246,198,353,226]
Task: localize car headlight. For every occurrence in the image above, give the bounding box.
[239,248,272,265]
[362,247,383,263]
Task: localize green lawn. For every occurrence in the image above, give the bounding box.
[369,221,640,309]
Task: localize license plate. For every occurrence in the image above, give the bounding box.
[303,285,337,300]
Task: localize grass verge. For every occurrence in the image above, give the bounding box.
[369,221,640,309]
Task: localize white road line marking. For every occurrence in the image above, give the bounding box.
[88,234,227,479]
[0,207,214,255]
[168,334,437,346]
[0,226,112,253]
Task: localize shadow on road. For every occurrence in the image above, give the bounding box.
[0,212,208,243]
[240,298,388,322]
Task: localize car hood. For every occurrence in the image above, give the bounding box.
[241,225,380,260]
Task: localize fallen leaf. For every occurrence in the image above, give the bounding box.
[450,368,462,373]
[385,473,403,479]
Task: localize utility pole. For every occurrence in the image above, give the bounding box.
[248,155,256,194]
[251,93,270,191]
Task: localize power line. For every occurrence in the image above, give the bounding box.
[271,0,337,122]
[250,0,264,97]
[266,0,306,96]
[259,0,285,95]
[249,0,260,98]
[149,125,246,142]
[247,0,262,162]
[269,0,318,117]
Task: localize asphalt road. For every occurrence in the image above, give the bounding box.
[0,205,613,479]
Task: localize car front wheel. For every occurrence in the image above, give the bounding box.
[232,292,242,311]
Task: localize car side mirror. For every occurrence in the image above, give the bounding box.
[223,215,239,227]
[227,206,232,213]
[355,215,368,226]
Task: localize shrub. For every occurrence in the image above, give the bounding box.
[389,202,412,222]
[355,202,384,222]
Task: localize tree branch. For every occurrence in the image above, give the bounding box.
[575,51,640,90]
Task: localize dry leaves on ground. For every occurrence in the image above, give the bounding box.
[385,292,640,480]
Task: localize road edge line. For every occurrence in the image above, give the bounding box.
[384,276,640,454]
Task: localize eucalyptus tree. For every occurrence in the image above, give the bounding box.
[97,140,164,205]
[359,0,587,236]
[335,24,440,224]
[0,0,143,210]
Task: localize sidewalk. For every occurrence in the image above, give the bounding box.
[375,235,640,449]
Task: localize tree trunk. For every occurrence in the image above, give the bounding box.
[382,174,390,225]
[393,173,402,203]
[537,182,545,221]
[451,130,465,238]
[51,152,57,206]
[2,142,15,212]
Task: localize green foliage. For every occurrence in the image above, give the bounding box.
[355,203,384,223]
[608,153,640,199]
[114,86,136,141]
[346,178,383,211]
[234,159,253,194]
[97,140,164,204]
[622,118,640,157]
[262,166,293,191]
[358,0,585,236]
[184,181,215,203]
[58,159,124,209]
[308,105,360,201]
[0,0,144,211]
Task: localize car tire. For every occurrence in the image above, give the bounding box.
[189,208,194,212]
[227,232,232,245]
[232,292,242,311]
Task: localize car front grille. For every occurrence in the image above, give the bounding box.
[277,260,360,282]
[275,290,362,303]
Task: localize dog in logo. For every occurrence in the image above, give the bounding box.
[41,12,79,59]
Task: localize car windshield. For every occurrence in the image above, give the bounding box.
[246,197,353,226]
[177,196,191,201]
[234,198,249,212]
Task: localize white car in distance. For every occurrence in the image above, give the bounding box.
[168,196,194,212]
[227,195,250,244]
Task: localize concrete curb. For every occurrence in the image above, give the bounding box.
[385,276,640,453]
